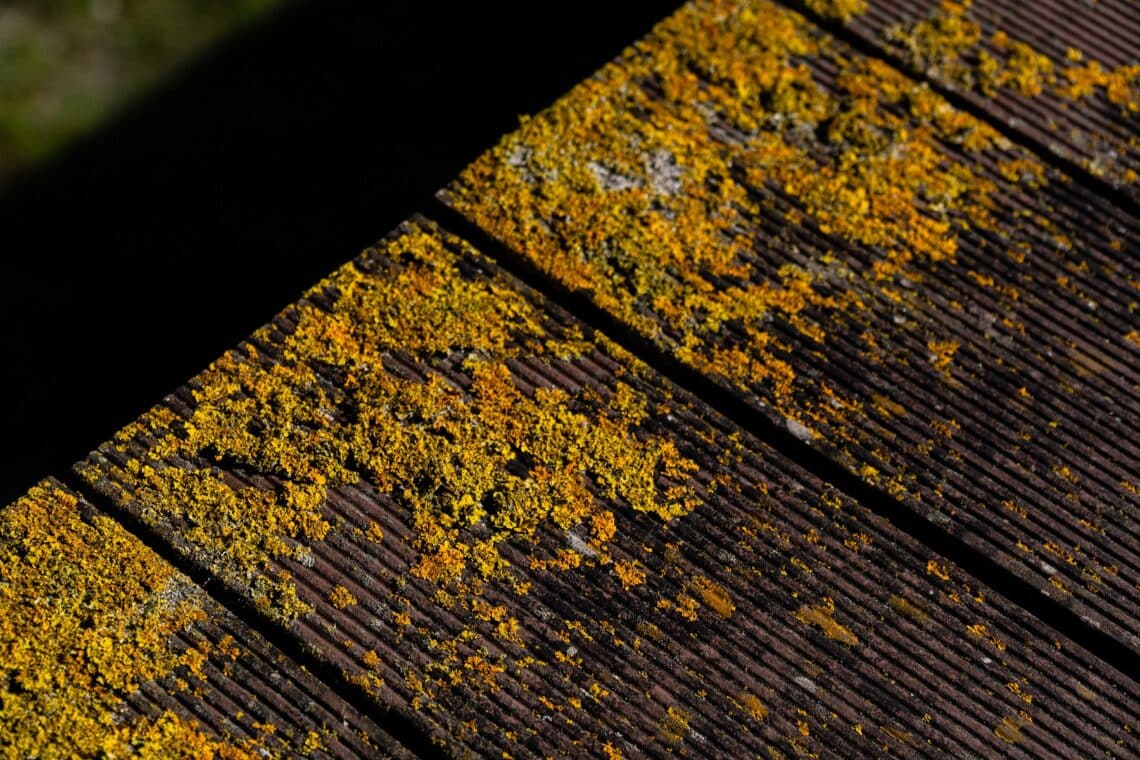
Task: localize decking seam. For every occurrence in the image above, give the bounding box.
[429,200,1140,687]
[772,0,1140,220]
[56,468,440,760]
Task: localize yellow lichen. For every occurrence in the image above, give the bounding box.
[83,221,699,634]
[463,654,506,691]
[889,1,1054,97]
[794,598,860,645]
[0,482,280,757]
[994,714,1028,744]
[1060,61,1140,113]
[966,622,1007,651]
[690,576,736,618]
[613,560,647,589]
[660,706,691,744]
[365,521,385,543]
[926,559,952,581]
[447,0,1041,517]
[927,339,960,375]
[739,691,769,721]
[328,585,359,609]
[887,0,981,85]
[887,594,930,625]
[805,0,866,23]
[885,0,1139,181]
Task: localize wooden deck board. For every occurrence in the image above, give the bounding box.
[70,220,1140,757]
[444,0,1140,660]
[821,0,1140,204]
[0,480,405,757]
[3,1,1138,756]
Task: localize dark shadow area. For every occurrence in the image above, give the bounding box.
[0,0,681,505]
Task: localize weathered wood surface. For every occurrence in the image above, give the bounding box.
[3,0,1138,756]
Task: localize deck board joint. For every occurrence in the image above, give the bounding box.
[429,199,1140,687]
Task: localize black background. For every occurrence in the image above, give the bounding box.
[0,1,681,504]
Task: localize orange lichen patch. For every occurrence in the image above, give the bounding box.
[885,1,981,84]
[927,339,960,375]
[329,585,359,609]
[926,559,952,581]
[690,575,736,618]
[660,706,692,744]
[887,594,930,625]
[0,481,270,757]
[997,158,1047,187]
[966,622,1007,652]
[738,691,769,721]
[82,221,699,628]
[870,394,906,418]
[888,1,1140,122]
[658,591,702,622]
[805,0,867,23]
[614,560,647,589]
[794,598,859,645]
[1006,679,1034,705]
[1060,61,1140,112]
[994,714,1031,744]
[888,1,1052,96]
[463,654,506,691]
[365,521,385,543]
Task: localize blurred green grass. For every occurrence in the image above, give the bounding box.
[0,0,284,183]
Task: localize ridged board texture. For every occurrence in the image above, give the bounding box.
[77,219,1139,758]
[0,479,404,758]
[818,0,1140,202]
[443,0,1140,656]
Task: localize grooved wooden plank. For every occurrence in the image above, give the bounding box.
[810,0,1140,203]
[77,219,1139,757]
[0,479,404,758]
[443,0,1140,657]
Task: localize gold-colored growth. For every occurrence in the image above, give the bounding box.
[794,598,860,645]
[83,220,699,629]
[447,0,1047,509]
[449,0,1036,413]
[885,1,1140,184]
[0,481,285,757]
[888,0,1140,111]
